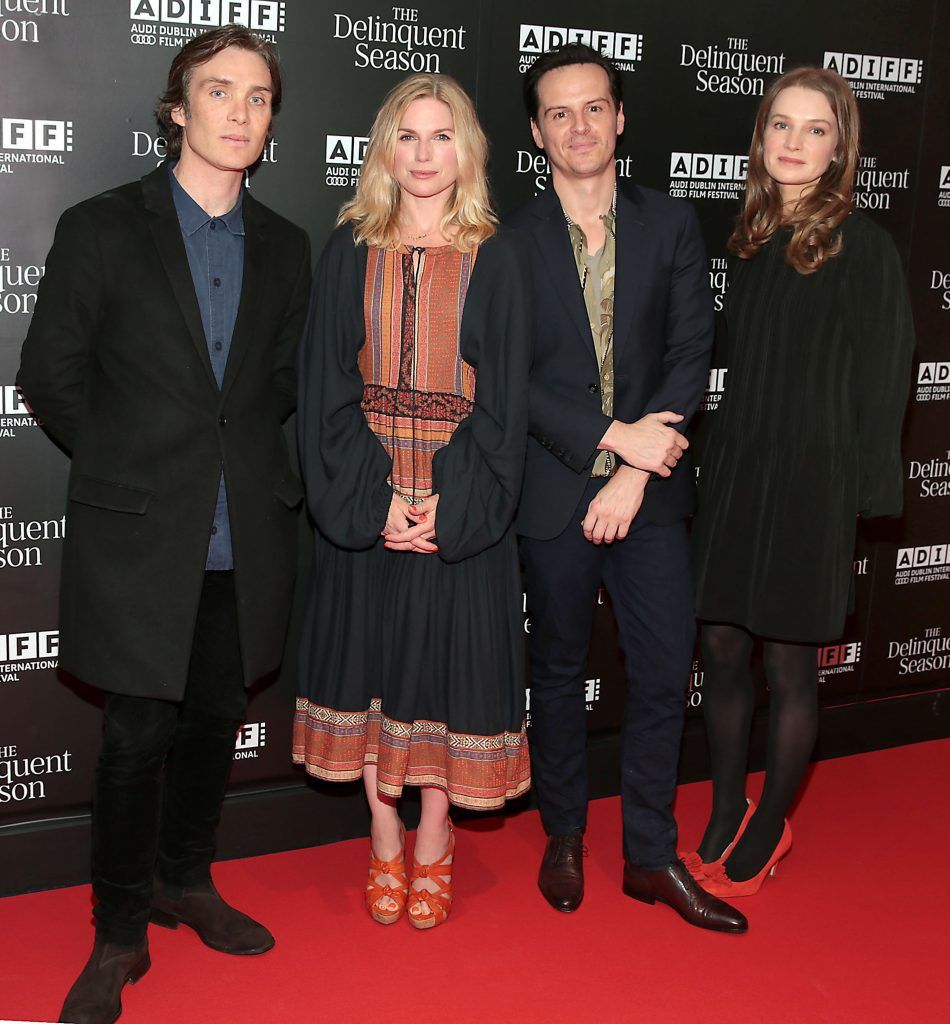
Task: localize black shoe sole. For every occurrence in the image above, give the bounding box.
[149,908,275,954]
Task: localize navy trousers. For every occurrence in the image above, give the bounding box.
[520,479,694,868]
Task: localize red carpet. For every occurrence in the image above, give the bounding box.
[2,739,948,1024]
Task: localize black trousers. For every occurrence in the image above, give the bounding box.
[520,479,694,869]
[91,571,247,944]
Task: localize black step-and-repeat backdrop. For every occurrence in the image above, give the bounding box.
[1,2,946,874]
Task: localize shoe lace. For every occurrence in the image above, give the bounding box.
[555,839,588,866]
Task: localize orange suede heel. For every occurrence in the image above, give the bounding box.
[701,819,793,898]
[678,798,757,881]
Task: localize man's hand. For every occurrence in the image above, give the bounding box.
[582,467,648,544]
[599,412,688,477]
[384,494,439,554]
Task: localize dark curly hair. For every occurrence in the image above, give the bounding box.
[155,24,282,159]
[522,42,623,121]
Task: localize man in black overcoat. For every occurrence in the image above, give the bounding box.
[17,26,311,1023]
[507,44,746,933]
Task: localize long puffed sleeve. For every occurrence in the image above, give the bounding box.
[431,232,531,563]
[297,227,393,548]
[845,219,915,518]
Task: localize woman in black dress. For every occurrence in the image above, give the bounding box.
[685,67,913,896]
[293,74,531,928]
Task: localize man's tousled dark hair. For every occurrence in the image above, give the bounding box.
[522,42,623,120]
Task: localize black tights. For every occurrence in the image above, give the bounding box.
[697,623,818,881]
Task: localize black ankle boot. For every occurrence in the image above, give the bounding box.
[150,877,274,955]
[59,937,150,1024]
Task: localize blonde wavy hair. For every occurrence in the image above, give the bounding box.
[337,73,496,251]
[730,66,859,275]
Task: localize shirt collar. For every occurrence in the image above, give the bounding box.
[168,162,245,237]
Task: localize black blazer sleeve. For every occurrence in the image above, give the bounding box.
[528,381,612,474]
[432,233,531,562]
[17,203,104,452]
[297,227,393,549]
[641,202,714,427]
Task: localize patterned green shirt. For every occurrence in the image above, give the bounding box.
[565,197,616,477]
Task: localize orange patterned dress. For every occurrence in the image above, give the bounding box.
[294,236,531,811]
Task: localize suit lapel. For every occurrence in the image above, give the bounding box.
[142,166,217,391]
[613,187,648,363]
[531,192,597,367]
[220,192,268,401]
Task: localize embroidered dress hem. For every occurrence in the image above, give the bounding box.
[293,697,531,811]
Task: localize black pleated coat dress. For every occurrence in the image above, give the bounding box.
[692,212,914,642]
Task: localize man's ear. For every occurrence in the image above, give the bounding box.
[530,118,544,150]
[616,102,625,136]
[171,104,187,129]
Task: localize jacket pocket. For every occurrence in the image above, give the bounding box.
[69,475,153,515]
[273,474,304,509]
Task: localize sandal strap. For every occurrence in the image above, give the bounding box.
[406,823,455,923]
[408,823,455,878]
[369,851,406,876]
[366,830,409,913]
[407,885,451,913]
[367,878,408,909]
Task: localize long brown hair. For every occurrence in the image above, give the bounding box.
[156,24,282,159]
[338,74,496,252]
[729,67,859,274]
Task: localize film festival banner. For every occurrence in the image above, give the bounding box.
[1,0,946,879]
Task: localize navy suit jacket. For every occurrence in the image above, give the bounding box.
[505,181,714,540]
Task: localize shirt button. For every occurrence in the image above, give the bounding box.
[210,221,217,231]
[211,524,218,535]
[213,277,221,287]
[588,383,599,394]
[218,416,227,426]
[214,341,223,351]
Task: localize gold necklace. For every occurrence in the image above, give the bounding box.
[404,227,436,242]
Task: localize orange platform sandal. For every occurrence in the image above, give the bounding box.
[407,822,455,931]
[365,826,409,925]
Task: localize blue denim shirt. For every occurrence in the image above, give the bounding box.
[169,165,244,570]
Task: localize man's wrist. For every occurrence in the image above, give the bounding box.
[598,419,624,453]
[615,464,650,487]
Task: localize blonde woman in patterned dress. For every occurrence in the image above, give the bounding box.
[294,74,531,929]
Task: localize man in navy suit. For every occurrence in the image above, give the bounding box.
[507,43,745,933]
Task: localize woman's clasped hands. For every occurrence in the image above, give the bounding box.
[382,493,439,553]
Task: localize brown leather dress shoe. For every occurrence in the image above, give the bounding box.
[59,937,150,1024]
[150,878,274,955]
[622,858,748,934]
[538,831,586,913]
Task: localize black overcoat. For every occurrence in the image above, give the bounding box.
[17,164,311,699]
[692,212,915,641]
[505,183,714,539]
